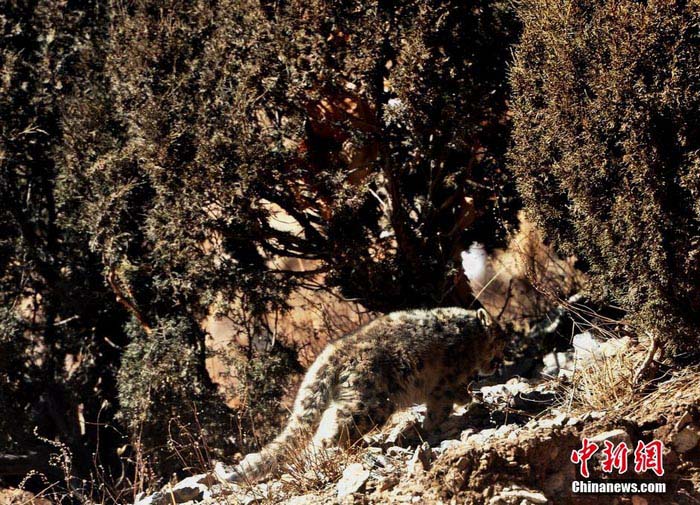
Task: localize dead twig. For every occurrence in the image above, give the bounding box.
[633,332,663,387]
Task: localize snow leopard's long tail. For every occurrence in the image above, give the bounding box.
[224,343,340,483]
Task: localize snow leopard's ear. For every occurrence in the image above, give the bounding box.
[476,308,493,328]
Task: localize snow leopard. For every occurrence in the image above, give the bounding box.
[221,307,505,483]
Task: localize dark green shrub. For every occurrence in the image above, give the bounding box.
[91,0,520,315]
[1,0,130,482]
[510,0,700,358]
[2,0,520,494]
[0,308,34,452]
[228,344,303,451]
[117,318,231,475]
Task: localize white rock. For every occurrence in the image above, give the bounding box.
[480,382,533,405]
[582,410,606,421]
[538,413,568,429]
[387,446,410,457]
[542,351,575,378]
[439,439,461,452]
[241,493,264,505]
[336,463,370,498]
[285,495,319,505]
[135,473,216,505]
[479,428,497,440]
[134,492,163,505]
[169,486,202,503]
[384,407,424,444]
[489,487,548,504]
[574,333,630,364]
[590,429,632,449]
[461,244,488,284]
[364,451,392,469]
[407,442,432,476]
[589,429,631,466]
[572,331,600,360]
[496,424,517,437]
[213,461,240,482]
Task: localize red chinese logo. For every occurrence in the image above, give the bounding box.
[571,438,664,477]
[634,440,664,477]
[601,440,628,474]
[570,438,599,478]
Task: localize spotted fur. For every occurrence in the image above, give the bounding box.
[223,307,504,483]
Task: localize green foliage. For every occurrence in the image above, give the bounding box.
[0,308,34,451]
[88,0,520,315]
[510,0,700,357]
[1,0,129,479]
[1,0,520,496]
[231,344,303,450]
[118,318,230,474]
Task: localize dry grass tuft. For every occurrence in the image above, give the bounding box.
[277,425,359,496]
[567,337,644,412]
[279,444,353,496]
[619,364,700,422]
[213,424,359,503]
[566,328,700,422]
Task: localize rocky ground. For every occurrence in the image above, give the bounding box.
[134,333,700,505]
